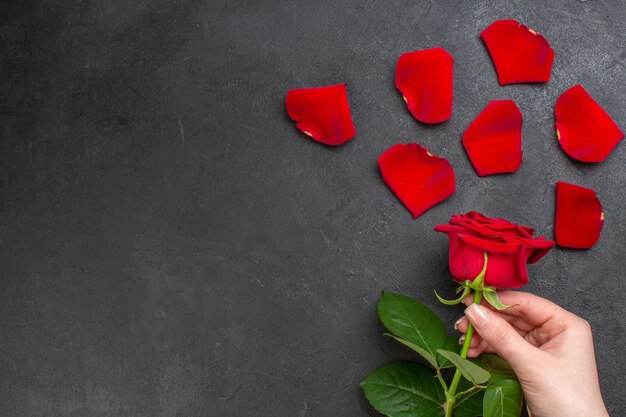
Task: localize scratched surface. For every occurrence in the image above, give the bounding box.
[1,1,625,416]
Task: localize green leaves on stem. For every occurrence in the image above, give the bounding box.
[377,291,447,363]
[453,380,485,417]
[384,333,439,368]
[362,291,524,417]
[436,350,490,385]
[472,354,518,384]
[483,380,523,417]
[361,362,446,417]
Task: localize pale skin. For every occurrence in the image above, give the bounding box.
[455,291,609,417]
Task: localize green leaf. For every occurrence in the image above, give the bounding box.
[435,350,491,384]
[472,354,517,383]
[384,333,438,368]
[377,292,446,361]
[483,291,514,311]
[453,379,485,417]
[436,335,461,368]
[361,361,445,417]
[483,379,523,417]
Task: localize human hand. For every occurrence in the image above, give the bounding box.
[455,291,609,417]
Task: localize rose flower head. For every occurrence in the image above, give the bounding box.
[435,212,555,289]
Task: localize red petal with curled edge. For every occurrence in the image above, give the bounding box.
[555,181,604,249]
[285,84,356,146]
[462,100,523,176]
[395,48,453,124]
[481,20,554,85]
[378,143,455,218]
[555,85,624,162]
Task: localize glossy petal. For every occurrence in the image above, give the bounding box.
[555,85,624,162]
[464,211,534,236]
[462,100,523,176]
[286,84,356,146]
[555,181,604,249]
[395,48,453,124]
[453,233,528,289]
[447,214,532,239]
[378,143,455,218]
[481,20,554,85]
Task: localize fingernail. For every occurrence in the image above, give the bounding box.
[465,304,490,329]
[458,335,465,345]
[454,317,465,330]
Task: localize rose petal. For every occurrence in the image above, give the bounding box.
[378,143,455,218]
[462,100,523,176]
[555,85,624,162]
[507,236,555,264]
[464,211,532,233]
[442,222,552,264]
[395,48,453,124]
[555,181,604,249]
[286,84,356,146]
[481,20,554,85]
[452,212,534,239]
[449,233,528,289]
[458,233,521,254]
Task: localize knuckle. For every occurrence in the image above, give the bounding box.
[488,323,512,347]
[577,318,592,333]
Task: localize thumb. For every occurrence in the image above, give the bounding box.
[465,303,536,370]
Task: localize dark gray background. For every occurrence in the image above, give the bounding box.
[1,0,624,416]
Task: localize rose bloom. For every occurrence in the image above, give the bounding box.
[435,212,555,289]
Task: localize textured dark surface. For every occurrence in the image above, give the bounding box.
[1,1,625,416]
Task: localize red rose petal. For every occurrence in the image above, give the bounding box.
[438,218,553,264]
[481,20,554,85]
[462,100,523,176]
[378,143,455,218]
[464,211,534,237]
[448,233,528,289]
[395,48,453,124]
[555,181,604,249]
[286,84,356,146]
[555,85,624,162]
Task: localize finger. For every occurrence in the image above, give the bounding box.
[466,339,498,358]
[467,343,488,358]
[471,343,498,357]
[475,338,488,352]
[454,316,468,332]
[456,312,535,334]
[464,291,568,328]
[465,303,538,369]
[458,334,483,349]
[459,322,537,353]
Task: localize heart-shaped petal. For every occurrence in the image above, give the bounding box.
[378,143,455,218]
[481,20,554,85]
[395,48,454,124]
[555,85,624,162]
[555,181,604,249]
[462,100,523,176]
[286,84,356,146]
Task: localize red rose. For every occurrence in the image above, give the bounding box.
[435,212,555,289]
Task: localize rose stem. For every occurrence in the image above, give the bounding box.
[444,289,483,417]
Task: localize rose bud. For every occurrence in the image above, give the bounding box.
[435,212,555,289]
